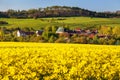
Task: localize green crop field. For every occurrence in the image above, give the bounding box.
[0,17,120,29]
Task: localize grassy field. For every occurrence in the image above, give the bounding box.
[0,17,120,29]
[0,42,120,79]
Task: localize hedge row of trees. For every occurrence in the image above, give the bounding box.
[0,21,8,24]
[0,26,120,45]
[0,6,120,18]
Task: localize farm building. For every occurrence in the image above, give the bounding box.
[17,30,35,37]
[56,27,64,34]
[36,30,43,36]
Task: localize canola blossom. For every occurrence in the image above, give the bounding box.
[0,42,120,80]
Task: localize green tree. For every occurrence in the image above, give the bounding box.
[42,31,49,41]
[108,39,115,45]
[51,26,56,33]
[30,35,43,42]
[0,27,5,41]
[115,40,120,45]
[99,26,112,35]
[49,35,54,43]
[98,38,108,45]
[112,26,120,38]
[55,37,65,43]
[17,37,24,42]
[93,35,99,44]
[44,26,52,32]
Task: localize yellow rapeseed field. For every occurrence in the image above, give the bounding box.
[0,42,120,80]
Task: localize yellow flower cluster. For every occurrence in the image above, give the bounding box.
[0,42,120,80]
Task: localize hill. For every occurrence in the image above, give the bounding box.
[0,17,120,29]
[0,6,120,18]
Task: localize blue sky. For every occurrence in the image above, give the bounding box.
[0,0,120,12]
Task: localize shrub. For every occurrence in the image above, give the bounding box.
[0,21,8,24]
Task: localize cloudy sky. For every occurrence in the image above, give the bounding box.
[0,0,120,12]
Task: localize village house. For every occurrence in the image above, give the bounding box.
[36,30,43,36]
[97,34,111,39]
[56,27,98,39]
[56,27,64,34]
[17,27,110,39]
[17,30,35,37]
[17,30,43,37]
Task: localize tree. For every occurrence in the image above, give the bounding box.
[72,36,87,44]
[44,26,52,32]
[99,26,112,35]
[48,35,54,43]
[51,26,56,33]
[42,31,49,41]
[108,39,115,45]
[112,26,120,38]
[93,35,99,44]
[55,37,65,43]
[98,38,108,45]
[115,40,120,45]
[0,21,8,24]
[0,27,5,41]
[30,35,43,42]
[17,37,24,42]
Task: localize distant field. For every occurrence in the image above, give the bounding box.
[0,17,120,29]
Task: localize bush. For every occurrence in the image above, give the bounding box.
[0,21,8,24]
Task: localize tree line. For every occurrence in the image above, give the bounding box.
[0,6,120,18]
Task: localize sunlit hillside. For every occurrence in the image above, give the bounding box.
[1,17,120,29]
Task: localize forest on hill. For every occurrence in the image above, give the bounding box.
[0,6,120,18]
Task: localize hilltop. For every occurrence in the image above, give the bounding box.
[0,6,120,18]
